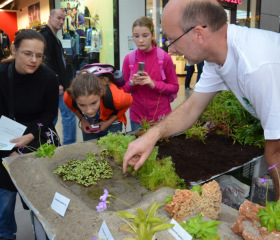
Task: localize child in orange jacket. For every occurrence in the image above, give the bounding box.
[64,65,133,141]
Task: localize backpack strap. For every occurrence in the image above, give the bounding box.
[128,50,136,80]
[156,47,166,81]
[103,84,118,115]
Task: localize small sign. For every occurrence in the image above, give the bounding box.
[98,220,114,240]
[51,192,70,217]
[168,218,193,240]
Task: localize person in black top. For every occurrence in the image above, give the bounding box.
[0,29,59,240]
[40,9,76,145]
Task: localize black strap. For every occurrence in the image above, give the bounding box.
[103,84,118,115]
[8,62,15,120]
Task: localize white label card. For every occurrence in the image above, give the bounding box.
[98,220,114,240]
[168,218,193,240]
[51,192,70,217]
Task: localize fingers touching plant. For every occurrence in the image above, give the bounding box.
[96,189,174,240]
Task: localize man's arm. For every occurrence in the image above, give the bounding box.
[265,140,280,200]
[123,91,217,173]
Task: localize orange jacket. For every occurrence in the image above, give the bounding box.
[63,83,133,125]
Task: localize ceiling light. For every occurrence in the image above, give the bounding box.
[0,0,13,9]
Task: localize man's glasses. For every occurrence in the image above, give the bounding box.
[165,25,207,48]
[19,50,44,60]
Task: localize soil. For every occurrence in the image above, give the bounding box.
[156,133,264,186]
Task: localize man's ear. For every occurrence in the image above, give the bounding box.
[193,26,206,44]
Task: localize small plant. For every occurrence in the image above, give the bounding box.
[180,215,221,240]
[19,123,57,158]
[184,121,209,143]
[257,163,280,232]
[53,151,113,186]
[190,185,202,196]
[199,91,264,148]
[96,189,174,240]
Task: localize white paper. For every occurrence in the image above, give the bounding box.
[51,192,70,217]
[168,218,193,240]
[61,39,71,48]
[98,220,114,240]
[0,116,27,150]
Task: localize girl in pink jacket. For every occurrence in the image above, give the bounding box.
[122,16,179,131]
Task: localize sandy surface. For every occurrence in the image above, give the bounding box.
[4,140,242,240]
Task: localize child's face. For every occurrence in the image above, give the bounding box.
[132,26,154,51]
[76,94,101,118]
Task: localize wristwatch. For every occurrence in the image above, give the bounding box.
[129,80,133,86]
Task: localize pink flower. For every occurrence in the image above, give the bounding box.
[46,132,51,137]
[37,123,43,127]
[260,177,267,184]
[96,201,107,212]
[268,163,279,171]
[100,189,109,202]
[93,237,98,240]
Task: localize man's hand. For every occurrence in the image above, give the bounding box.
[123,131,158,173]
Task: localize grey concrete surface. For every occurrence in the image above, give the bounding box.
[14,74,197,240]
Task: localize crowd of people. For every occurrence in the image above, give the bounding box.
[1,0,280,238]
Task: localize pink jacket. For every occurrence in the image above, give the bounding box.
[122,46,179,124]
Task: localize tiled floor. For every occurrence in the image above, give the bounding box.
[14,73,198,240]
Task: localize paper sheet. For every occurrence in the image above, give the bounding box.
[0,116,27,150]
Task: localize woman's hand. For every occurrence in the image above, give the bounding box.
[10,133,35,148]
[131,72,155,88]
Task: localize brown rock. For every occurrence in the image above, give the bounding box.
[231,200,280,240]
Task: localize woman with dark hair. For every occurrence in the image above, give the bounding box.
[0,29,59,240]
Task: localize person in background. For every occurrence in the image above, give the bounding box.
[63,66,133,141]
[184,63,194,90]
[40,9,76,145]
[123,0,280,201]
[0,29,59,240]
[196,60,204,82]
[122,16,179,131]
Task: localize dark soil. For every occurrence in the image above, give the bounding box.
[156,133,264,186]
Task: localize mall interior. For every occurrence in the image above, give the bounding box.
[0,0,280,239]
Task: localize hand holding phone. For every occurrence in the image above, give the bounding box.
[91,124,101,132]
[137,62,145,76]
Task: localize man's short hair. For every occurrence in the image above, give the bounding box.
[181,1,227,32]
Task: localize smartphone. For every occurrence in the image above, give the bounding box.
[91,124,101,131]
[137,62,145,76]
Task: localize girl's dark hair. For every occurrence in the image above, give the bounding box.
[67,71,108,100]
[1,29,47,63]
[132,16,157,46]
[181,0,227,32]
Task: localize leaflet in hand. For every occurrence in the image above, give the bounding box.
[0,116,27,151]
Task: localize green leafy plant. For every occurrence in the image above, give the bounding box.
[96,189,174,240]
[97,132,186,190]
[257,163,280,232]
[184,121,209,144]
[116,202,174,240]
[19,123,57,158]
[190,185,202,196]
[198,91,264,148]
[52,151,113,186]
[180,215,221,240]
